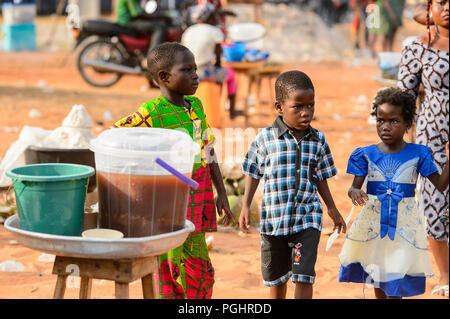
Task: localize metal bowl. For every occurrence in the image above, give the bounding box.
[4,214,194,259]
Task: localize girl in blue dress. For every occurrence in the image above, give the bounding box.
[339,87,449,299]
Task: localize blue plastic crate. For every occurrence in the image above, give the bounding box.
[1,23,37,52]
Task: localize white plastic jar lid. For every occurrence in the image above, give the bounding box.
[90,127,200,175]
[90,127,198,157]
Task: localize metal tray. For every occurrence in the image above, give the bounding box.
[4,214,194,259]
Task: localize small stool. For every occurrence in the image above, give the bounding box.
[51,255,159,299]
[248,63,284,119]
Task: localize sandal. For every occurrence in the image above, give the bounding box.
[431,285,449,297]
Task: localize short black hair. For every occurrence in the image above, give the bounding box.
[275,70,314,103]
[146,42,191,84]
[371,87,416,129]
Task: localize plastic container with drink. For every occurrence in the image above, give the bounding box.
[90,127,199,237]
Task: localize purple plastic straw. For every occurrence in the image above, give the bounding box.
[155,157,199,190]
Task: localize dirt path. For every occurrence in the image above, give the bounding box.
[0,19,446,299]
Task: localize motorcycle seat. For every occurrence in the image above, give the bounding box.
[82,20,141,38]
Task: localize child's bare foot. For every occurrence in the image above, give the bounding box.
[431,284,449,297]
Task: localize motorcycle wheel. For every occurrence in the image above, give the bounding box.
[77,39,124,87]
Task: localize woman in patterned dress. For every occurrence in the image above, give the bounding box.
[397,0,449,297]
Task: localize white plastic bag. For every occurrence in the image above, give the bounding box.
[0,126,52,187]
[326,205,356,252]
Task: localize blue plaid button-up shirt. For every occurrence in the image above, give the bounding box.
[243,116,337,236]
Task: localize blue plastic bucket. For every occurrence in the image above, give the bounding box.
[1,23,37,52]
[6,163,95,236]
[223,42,246,62]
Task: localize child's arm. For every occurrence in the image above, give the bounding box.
[111,105,152,128]
[426,143,450,192]
[239,175,260,233]
[208,148,235,226]
[348,175,369,206]
[316,179,346,234]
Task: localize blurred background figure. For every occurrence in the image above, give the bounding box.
[117,0,168,52]
[349,0,370,49]
[367,0,406,55]
[182,3,240,119]
[314,0,351,28]
[195,0,236,35]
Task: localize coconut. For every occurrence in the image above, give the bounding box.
[228,195,242,226]
[249,199,260,227]
[217,195,242,226]
[220,158,244,180]
[236,178,245,196]
[224,181,236,196]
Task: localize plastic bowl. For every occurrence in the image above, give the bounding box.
[24,145,96,192]
[223,42,246,62]
[6,163,95,236]
[82,228,124,239]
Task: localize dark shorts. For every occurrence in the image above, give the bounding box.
[261,228,320,286]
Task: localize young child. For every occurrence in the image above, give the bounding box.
[338,87,449,299]
[240,70,347,299]
[112,42,234,299]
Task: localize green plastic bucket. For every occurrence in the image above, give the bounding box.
[6,163,95,236]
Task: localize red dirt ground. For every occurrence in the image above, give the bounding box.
[0,16,446,299]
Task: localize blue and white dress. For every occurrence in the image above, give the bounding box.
[338,143,437,297]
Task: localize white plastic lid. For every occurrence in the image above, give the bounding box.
[90,127,200,175]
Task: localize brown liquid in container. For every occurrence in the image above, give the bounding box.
[97,171,190,237]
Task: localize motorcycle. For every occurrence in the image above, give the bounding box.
[70,1,192,87]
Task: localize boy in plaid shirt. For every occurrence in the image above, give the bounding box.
[113,43,234,299]
[240,70,346,299]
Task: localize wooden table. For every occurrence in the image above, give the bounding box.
[247,63,284,118]
[224,61,265,126]
[52,255,159,299]
[225,61,283,126]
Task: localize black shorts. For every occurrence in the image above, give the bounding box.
[261,228,320,286]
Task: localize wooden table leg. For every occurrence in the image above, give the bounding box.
[256,75,262,118]
[79,277,92,299]
[141,273,155,299]
[53,274,67,299]
[245,73,253,127]
[115,282,129,299]
[52,255,159,299]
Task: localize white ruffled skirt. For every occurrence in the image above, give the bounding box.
[338,195,433,297]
